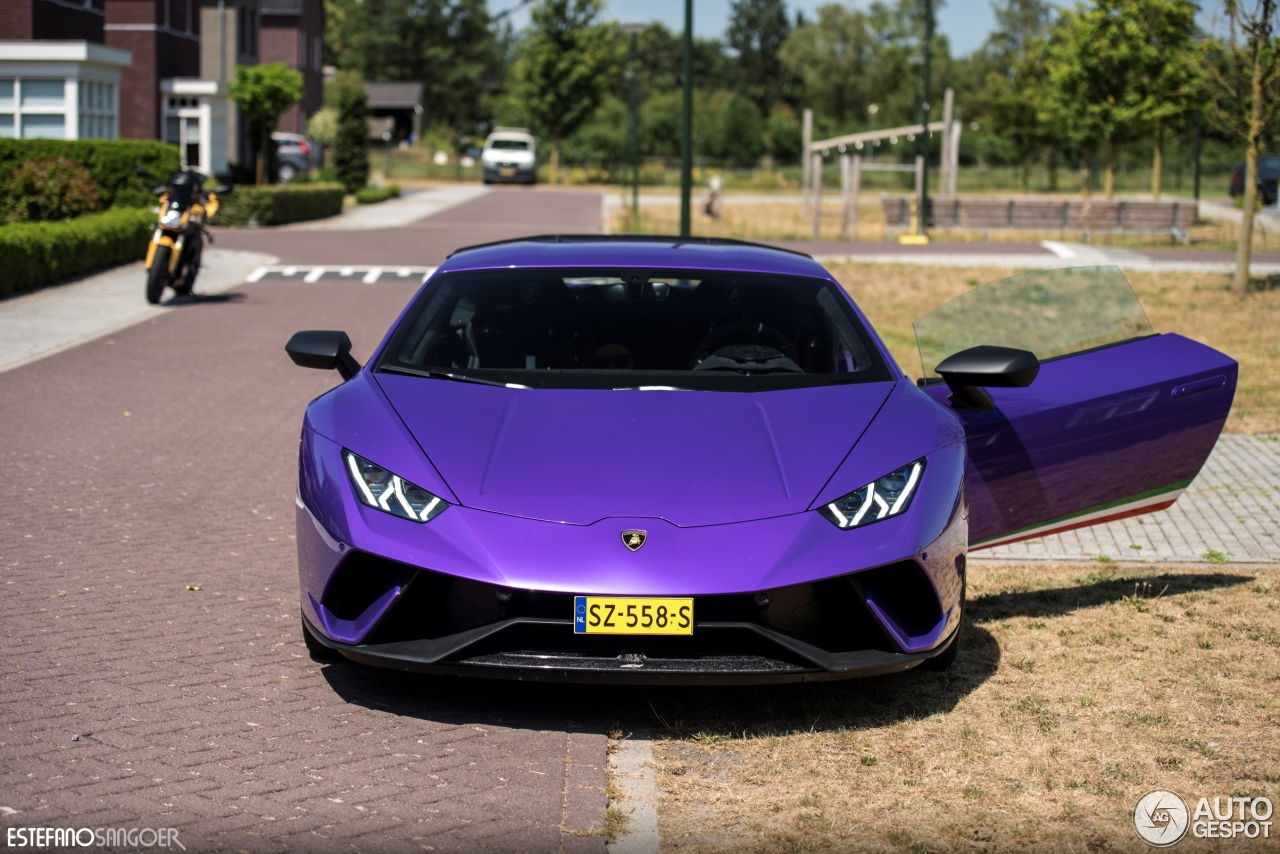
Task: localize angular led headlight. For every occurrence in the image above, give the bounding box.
[343,449,449,523]
[818,459,925,530]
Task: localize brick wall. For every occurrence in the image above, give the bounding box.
[260,0,323,136]
[0,0,36,39]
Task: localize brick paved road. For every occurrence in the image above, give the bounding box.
[0,193,612,853]
[215,187,605,266]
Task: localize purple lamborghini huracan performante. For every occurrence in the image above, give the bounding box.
[285,236,1235,683]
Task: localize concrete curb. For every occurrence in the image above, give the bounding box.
[608,728,660,854]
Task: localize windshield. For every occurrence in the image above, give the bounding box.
[913,266,1154,378]
[379,268,890,391]
[489,139,529,151]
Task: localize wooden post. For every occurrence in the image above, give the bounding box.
[947,119,962,197]
[801,108,813,215]
[839,154,851,237]
[939,87,954,196]
[915,154,924,226]
[811,152,823,238]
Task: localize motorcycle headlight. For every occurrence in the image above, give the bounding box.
[818,459,925,530]
[343,450,449,523]
[160,208,183,228]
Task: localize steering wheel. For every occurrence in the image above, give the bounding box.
[691,321,799,368]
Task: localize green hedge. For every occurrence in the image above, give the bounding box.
[0,139,180,209]
[355,183,401,205]
[0,207,156,297]
[216,183,345,226]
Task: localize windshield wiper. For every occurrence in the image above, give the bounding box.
[380,364,529,388]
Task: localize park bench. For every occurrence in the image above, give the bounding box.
[882,195,1197,243]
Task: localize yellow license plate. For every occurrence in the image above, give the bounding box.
[499,167,516,177]
[573,596,693,635]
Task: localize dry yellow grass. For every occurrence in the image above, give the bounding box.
[640,563,1280,853]
[818,264,1280,434]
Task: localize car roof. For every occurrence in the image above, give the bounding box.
[438,235,828,278]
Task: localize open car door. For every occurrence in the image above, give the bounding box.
[913,267,1236,550]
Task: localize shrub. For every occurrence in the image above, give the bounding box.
[355,183,401,204]
[215,183,345,226]
[334,84,370,193]
[0,207,155,297]
[4,157,103,222]
[0,139,179,209]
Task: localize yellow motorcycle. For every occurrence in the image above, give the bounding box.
[140,167,230,304]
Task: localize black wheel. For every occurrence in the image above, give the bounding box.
[302,615,342,661]
[146,245,171,304]
[922,621,962,670]
[922,586,965,671]
[172,233,202,296]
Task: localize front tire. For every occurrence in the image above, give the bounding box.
[146,245,171,304]
[302,616,342,661]
[173,233,202,296]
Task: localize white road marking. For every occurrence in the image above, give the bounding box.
[304,266,326,283]
[362,267,383,284]
[246,266,269,283]
[282,266,298,277]
[340,266,354,276]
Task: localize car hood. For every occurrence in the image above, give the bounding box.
[376,373,894,527]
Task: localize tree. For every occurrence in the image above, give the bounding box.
[1205,0,1280,295]
[1133,0,1202,199]
[986,41,1054,191]
[333,82,370,193]
[229,64,304,185]
[328,0,505,137]
[726,0,793,113]
[514,0,616,183]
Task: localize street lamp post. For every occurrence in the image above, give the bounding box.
[680,0,693,237]
[622,25,646,222]
[918,0,933,238]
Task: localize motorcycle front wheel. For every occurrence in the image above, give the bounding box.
[146,245,171,304]
[173,233,202,296]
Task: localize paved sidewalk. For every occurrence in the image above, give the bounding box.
[982,434,1280,565]
[0,248,275,375]
[281,185,490,231]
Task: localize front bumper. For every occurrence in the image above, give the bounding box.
[296,426,967,682]
[483,162,535,183]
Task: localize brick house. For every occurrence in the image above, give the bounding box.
[0,0,131,141]
[258,0,322,135]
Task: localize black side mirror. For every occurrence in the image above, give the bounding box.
[935,345,1039,411]
[286,330,361,381]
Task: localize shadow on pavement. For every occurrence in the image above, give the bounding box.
[165,292,248,306]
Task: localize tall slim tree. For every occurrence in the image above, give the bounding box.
[334,82,370,193]
[1136,0,1202,199]
[514,0,616,184]
[726,0,793,113]
[1206,0,1280,295]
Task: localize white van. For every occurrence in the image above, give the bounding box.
[481,129,537,185]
